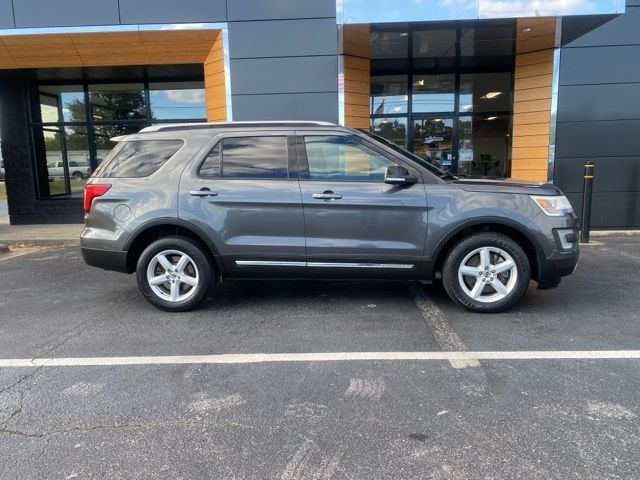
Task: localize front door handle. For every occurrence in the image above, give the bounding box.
[312,191,342,200]
[190,188,218,197]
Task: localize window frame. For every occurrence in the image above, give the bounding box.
[295,130,422,184]
[29,78,206,199]
[194,131,298,181]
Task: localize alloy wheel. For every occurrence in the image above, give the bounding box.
[146,249,200,303]
[457,246,518,304]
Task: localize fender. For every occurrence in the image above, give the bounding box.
[123,217,225,273]
[423,216,545,280]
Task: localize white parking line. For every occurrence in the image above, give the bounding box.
[1,350,640,368]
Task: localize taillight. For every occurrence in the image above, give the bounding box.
[84,183,111,213]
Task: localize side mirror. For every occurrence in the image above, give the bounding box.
[385,165,417,185]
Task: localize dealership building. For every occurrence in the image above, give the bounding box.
[0,0,638,227]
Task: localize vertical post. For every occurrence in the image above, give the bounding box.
[580,160,594,243]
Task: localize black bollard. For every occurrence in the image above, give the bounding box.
[580,161,594,243]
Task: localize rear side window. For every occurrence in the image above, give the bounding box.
[98,139,183,178]
[221,136,288,179]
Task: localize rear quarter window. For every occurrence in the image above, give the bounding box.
[97,139,183,178]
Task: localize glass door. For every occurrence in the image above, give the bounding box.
[412,116,455,172]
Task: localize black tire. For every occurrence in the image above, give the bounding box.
[72,171,83,180]
[136,236,215,312]
[442,232,530,313]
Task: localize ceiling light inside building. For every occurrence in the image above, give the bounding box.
[522,27,534,32]
[482,91,502,99]
[486,116,498,121]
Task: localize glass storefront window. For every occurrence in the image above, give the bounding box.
[371,76,408,115]
[371,117,407,148]
[413,118,454,171]
[412,75,455,113]
[370,31,409,59]
[412,29,456,58]
[459,72,512,113]
[89,83,146,121]
[41,127,65,196]
[458,115,511,178]
[38,86,85,123]
[64,126,91,194]
[149,82,206,120]
[460,25,514,57]
[32,80,205,198]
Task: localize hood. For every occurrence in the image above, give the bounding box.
[452,177,562,196]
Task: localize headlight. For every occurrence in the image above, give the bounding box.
[530,195,574,216]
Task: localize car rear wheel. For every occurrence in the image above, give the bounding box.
[136,236,215,312]
[442,232,530,313]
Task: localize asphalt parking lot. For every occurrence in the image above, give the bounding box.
[1,237,640,479]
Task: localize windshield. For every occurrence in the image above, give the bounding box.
[357,129,456,179]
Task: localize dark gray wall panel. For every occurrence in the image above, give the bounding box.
[228,18,338,58]
[627,0,640,6]
[555,156,640,193]
[232,92,338,122]
[13,0,119,27]
[565,191,640,228]
[556,120,640,157]
[558,83,640,122]
[0,0,13,28]
[119,0,225,24]
[565,6,640,47]
[228,0,335,21]
[560,45,640,85]
[231,56,337,95]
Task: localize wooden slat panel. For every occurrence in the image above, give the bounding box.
[514,86,551,102]
[0,29,218,70]
[512,110,551,126]
[344,79,369,95]
[344,67,369,83]
[513,98,552,114]
[513,123,550,137]
[512,135,549,147]
[515,74,552,91]
[514,61,552,79]
[345,115,370,128]
[512,146,549,159]
[510,169,548,181]
[346,103,370,118]
[204,31,226,122]
[344,55,369,71]
[515,49,553,67]
[1,34,74,46]
[511,159,549,170]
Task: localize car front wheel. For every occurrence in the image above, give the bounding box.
[136,236,215,312]
[442,232,531,313]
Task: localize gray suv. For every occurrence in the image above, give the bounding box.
[81,121,579,313]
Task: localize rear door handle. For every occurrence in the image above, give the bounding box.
[190,188,218,197]
[312,191,342,200]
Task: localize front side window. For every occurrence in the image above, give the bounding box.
[303,135,395,181]
[97,140,183,178]
[221,136,288,179]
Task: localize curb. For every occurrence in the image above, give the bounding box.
[0,239,79,247]
[590,230,640,238]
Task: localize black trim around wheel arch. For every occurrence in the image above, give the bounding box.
[122,218,225,273]
[424,217,547,281]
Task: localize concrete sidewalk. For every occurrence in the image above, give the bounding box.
[0,217,82,245]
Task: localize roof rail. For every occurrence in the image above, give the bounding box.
[139,120,336,133]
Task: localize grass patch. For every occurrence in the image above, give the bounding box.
[0,182,6,201]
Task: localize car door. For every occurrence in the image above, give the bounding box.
[179,131,306,277]
[296,130,429,278]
